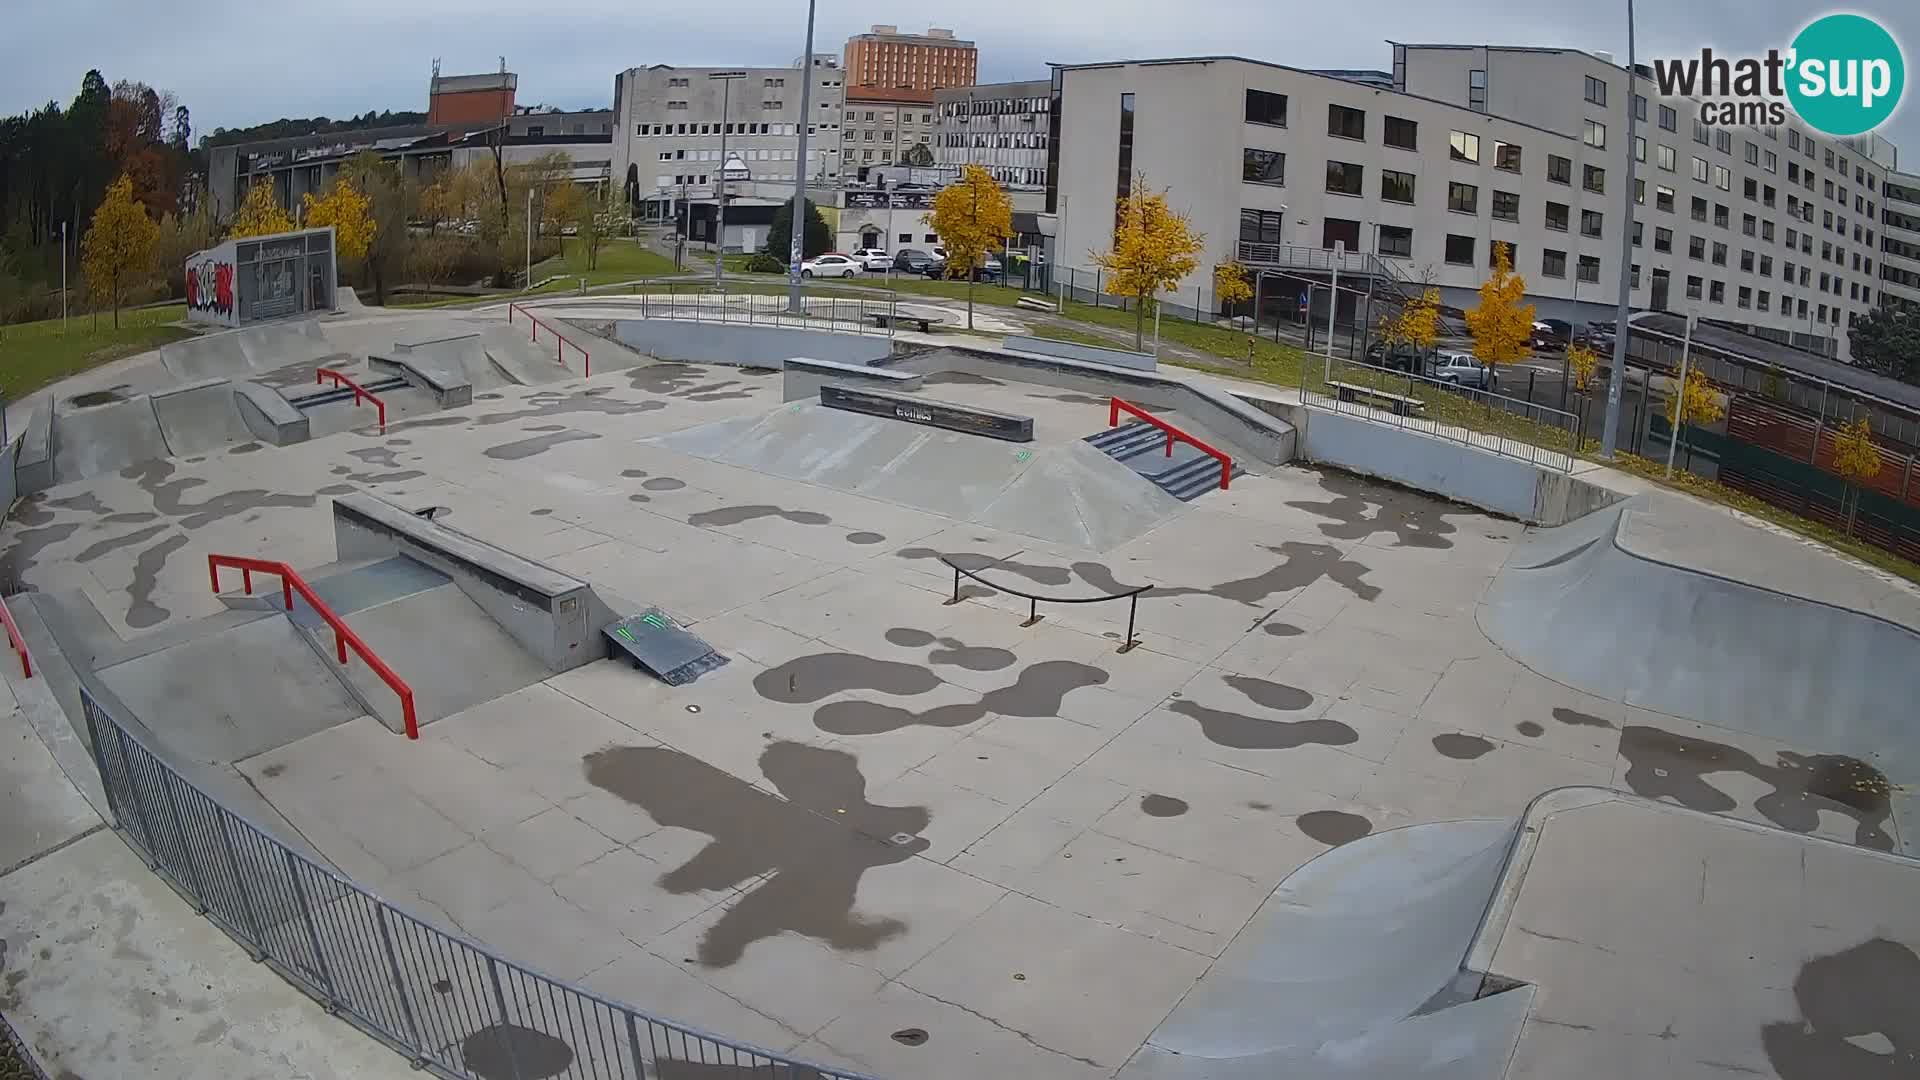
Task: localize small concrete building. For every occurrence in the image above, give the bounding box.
[184,227,337,328]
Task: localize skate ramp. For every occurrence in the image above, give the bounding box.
[650,402,1189,549]
[238,318,333,370]
[1480,495,1920,779]
[51,394,171,484]
[159,330,253,382]
[150,378,252,456]
[481,327,575,385]
[1121,818,1530,1080]
[393,332,512,392]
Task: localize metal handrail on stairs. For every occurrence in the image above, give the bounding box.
[1109,397,1233,491]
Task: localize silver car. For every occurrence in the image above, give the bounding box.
[1429,350,1500,391]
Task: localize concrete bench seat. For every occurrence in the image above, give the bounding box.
[1326,380,1426,417]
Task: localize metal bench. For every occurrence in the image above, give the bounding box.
[866,311,936,333]
[1016,296,1058,313]
[1325,380,1427,417]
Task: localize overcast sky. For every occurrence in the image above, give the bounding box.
[2,1,1915,161]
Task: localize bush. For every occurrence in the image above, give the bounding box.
[744,250,786,274]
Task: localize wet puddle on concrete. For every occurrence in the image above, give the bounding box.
[1295,810,1374,846]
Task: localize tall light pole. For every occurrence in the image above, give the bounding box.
[787,0,818,313]
[60,221,68,335]
[1599,0,1640,459]
[526,187,534,288]
[710,71,747,287]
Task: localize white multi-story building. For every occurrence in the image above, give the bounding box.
[611,58,845,248]
[1882,170,1920,312]
[934,80,1052,191]
[1045,44,1894,362]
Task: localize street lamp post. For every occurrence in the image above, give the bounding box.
[787,0,819,314]
[1599,0,1641,458]
[710,71,747,288]
[526,187,534,288]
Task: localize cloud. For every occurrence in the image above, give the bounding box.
[1,1,1913,153]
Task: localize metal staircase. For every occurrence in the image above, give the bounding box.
[1085,421,1244,502]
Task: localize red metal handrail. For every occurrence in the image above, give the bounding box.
[1109,397,1233,491]
[0,595,32,678]
[509,303,591,377]
[208,555,419,739]
[315,367,388,434]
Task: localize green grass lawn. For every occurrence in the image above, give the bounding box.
[0,305,193,399]
[533,237,681,285]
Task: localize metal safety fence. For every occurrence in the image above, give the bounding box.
[1302,355,1584,472]
[80,686,878,1080]
[611,284,902,338]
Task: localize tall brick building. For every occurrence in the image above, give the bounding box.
[841,25,976,93]
[427,70,517,124]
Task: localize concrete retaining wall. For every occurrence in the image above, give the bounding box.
[610,320,893,370]
[1003,335,1156,372]
[888,345,1297,465]
[0,437,18,520]
[15,402,52,495]
[331,493,600,673]
[233,383,310,446]
[782,357,923,402]
[1287,406,1623,525]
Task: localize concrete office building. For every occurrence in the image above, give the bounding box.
[612,59,845,250]
[842,26,976,93]
[842,86,936,177]
[1882,170,1920,312]
[934,79,1052,191]
[1046,44,1894,362]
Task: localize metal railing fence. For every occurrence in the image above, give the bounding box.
[1300,355,1584,472]
[596,284,903,338]
[80,685,877,1080]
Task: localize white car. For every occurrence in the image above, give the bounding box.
[851,248,892,271]
[800,254,860,279]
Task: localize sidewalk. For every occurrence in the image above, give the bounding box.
[0,686,415,1078]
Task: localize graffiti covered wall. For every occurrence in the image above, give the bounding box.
[184,241,239,328]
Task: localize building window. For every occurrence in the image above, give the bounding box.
[1542,249,1567,278]
[1584,164,1605,194]
[1635,94,1648,120]
[1449,131,1480,162]
[1758,291,1770,311]
[1115,93,1135,226]
[1242,148,1285,186]
[1716,129,1732,154]
[1384,115,1418,150]
[1380,168,1416,204]
[1632,221,1643,246]
[1492,190,1520,221]
[1745,141,1760,165]
[1657,145,1676,171]
[1245,89,1288,127]
[1447,181,1479,214]
[1656,186,1675,213]
[1578,255,1601,283]
[1687,274,1703,300]
[1240,208,1285,245]
[1655,227,1673,252]
[1325,159,1364,196]
[1710,280,1726,303]
[1764,185,1776,208]
[1584,75,1607,105]
[1635,136,1647,163]
[1789,129,1801,150]
[1547,154,1571,184]
[1468,69,1487,111]
[1492,140,1521,172]
[1765,150,1778,173]
[1693,119,1711,145]
[1713,165,1731,191]
[1584,120,1606,149]
[1445,234,1476,265]
[1328,104,1366,140]
[1712,241,1728,266]
[1689,235,1706,259]
[1545,201,1569,231]
[1743,213,1757,236]
[1377,224,1413,257]
[1581,209,1604,238]
[1714,203,1730,228]
[1691,156,1709,183]
[1659,104,1678,131]
[1760,254,1772,276]
[1691,196,1708,222]
[1740,249,1755,272]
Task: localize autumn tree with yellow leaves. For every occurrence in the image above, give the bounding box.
[1464,241,1534,369]
[1093,177,1206,350]
[927,164,1014,330]
[1664,366,1725,471]
[80,174,158,328]
[231,180,295,237]
[1565,342,1600,393]
[1832,414,1884,536]
[1380,286,1443,359]
[302,177,375,261]
[1214,261,1253,312]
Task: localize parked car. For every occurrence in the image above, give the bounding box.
[851,248,892,271]
[1429,350,1500,390]
[892,248,939,274]
[1531,319,1573,350]
[800,253,860,279]
[1366,341,1431,373]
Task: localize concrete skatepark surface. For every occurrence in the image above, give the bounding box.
[2,303,1918,1080]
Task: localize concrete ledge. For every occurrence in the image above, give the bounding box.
[1003,334,1156,372]
[887,345,1297,465]
[331,493,598,672]
[782,356,923,402]
[610,319,893,369]
[16,401,53,496]
[371,353,474,408]
[820,385,1034,442]
[232,382,310,446]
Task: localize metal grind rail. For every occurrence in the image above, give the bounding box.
[939,554,1149,653]
[508,302,591,376]
[206,555,419,740]
[78,682,883,1080]
[0,593,32,678]
[1109,397,1234,491]
[314,368,388,434]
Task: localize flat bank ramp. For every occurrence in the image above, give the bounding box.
[1120,818,1530,1080]
[51,395,172,484]
[650,402,1188,549]
[1480,494,1920,779]
[150,379,252,456]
